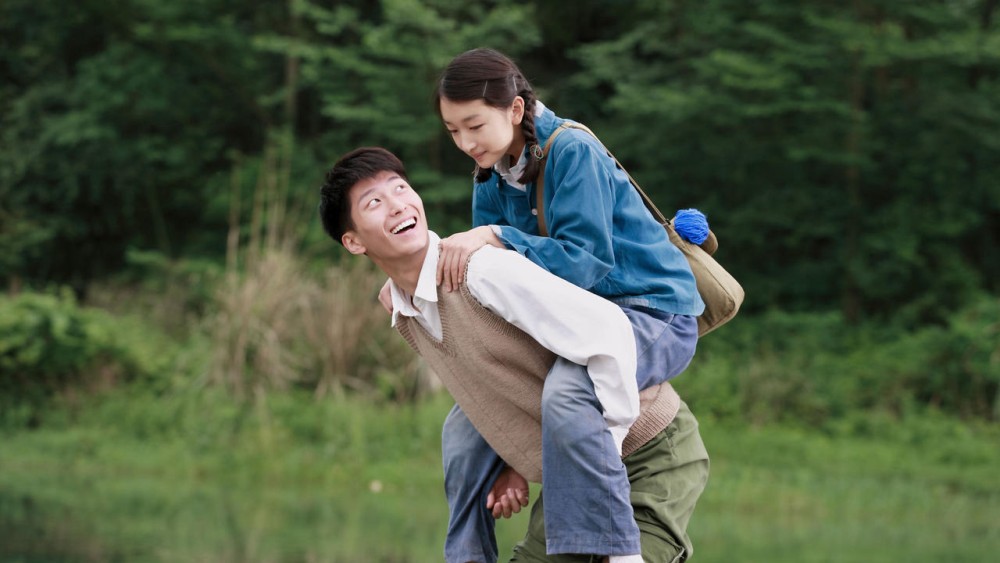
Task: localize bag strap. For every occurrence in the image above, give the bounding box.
[535,122,670,237]
[535,124,568,236]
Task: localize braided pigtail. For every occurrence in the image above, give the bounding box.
[518,91,542,186]
[474,164,493,183]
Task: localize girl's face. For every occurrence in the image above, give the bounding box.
[440,97,525,169]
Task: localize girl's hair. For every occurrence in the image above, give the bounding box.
[435,48,540,184]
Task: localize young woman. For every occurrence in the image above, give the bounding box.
[435,48,706,563]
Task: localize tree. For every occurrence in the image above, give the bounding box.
[0,0,284,292]
[567,0,1000,323]
[286,0,541,234]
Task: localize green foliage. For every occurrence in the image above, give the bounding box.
[3,0,997,321]
[0,0,283,289]
[568,0,1000,322]
[283,0,543,234]
[1,0,999,433]
[681,296,1000,426]
[882,297,1000,418]
[2,392,998,562]
[0,290,172,426]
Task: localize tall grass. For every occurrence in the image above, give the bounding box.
[207,249,424,401]
[206,135,426,402]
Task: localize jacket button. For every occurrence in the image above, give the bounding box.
[531,208,538,216]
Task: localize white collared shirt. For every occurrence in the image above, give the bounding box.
[390,232,443,340]
[389,230,639,453]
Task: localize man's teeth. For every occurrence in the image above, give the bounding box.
[391,218,416,234]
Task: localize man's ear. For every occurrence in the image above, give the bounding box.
[341,231,367,255]
[510,96,525,125]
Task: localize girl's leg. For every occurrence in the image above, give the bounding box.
[511,401,709,563]
[541,357,640,556]
[619,307,698,390]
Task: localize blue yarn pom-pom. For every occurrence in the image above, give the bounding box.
[674,208,709,245]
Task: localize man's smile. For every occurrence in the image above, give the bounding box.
[391,217,417,234]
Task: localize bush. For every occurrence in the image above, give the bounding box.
[680,296,1000,427]
[86,249,224,337]
[892,297,1000,419]
[0,290,170,427]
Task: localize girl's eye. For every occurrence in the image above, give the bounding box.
[470,124,483,130]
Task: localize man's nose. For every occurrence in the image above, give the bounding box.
[387,194,406,213]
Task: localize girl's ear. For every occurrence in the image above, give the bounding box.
[341,231,367,255]
[510,96,525,125]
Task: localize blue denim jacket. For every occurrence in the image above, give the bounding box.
[472,105,705,316]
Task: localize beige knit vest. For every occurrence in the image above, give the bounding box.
[396,283,681,483]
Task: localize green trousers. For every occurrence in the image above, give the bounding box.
[508,401,709,563]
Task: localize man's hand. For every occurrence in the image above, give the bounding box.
[437,226,503,292]
[377,278,393,314]
[486,466,529,519]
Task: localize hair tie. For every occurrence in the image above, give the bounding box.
[529,144,544,160]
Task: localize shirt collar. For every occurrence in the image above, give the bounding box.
[390,231,440,327]
[495,101,547,191]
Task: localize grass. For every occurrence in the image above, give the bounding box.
[1,391,998,562]
[689,418,1000,562]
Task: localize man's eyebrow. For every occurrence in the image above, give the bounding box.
[355,175,403,204]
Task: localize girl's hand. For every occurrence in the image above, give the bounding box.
[437,226,503,292]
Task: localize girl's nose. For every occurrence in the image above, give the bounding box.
[459,133,476,153]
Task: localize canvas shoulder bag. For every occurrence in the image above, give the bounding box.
[535,122,744,336]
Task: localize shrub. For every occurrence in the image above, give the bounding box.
[0,290,167,426]
[86,249,224,337]
[895,297,999,419]
[681,296,1000,427]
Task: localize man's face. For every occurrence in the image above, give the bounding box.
[341,170,428,261]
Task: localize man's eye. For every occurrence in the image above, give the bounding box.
[366,198,380,209]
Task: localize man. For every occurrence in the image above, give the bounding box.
[318,147,709,563]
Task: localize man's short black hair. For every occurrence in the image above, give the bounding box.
[319,147,409,246]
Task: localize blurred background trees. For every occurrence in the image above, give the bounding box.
[4,0,996,319]
[1,0,998,418]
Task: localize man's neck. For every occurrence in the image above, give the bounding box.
[372,246,428,297]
